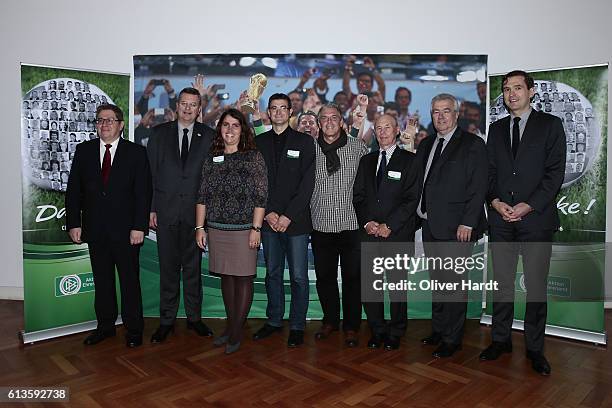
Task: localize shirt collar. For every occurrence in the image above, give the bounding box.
[510,107,532,124]
[379,143,397,158]
[100,137,120,149]
[437,126,457,141]
[179,122,195,135]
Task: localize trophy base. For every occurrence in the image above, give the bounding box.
[241,101,256,114]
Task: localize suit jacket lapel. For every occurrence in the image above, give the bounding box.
[500,116,513,161]
[169,121,180,166]
[435,128,462,168]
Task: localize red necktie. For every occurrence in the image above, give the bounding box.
[102,144,111,186]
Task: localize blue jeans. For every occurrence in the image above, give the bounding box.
[261,231,310,330]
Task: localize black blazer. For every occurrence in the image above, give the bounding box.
[353,148,418,243]
[255,127,315,235]
[487,110,566,231]
[65,138,152,243]
[147,120,214,226]
[416,127,488,240]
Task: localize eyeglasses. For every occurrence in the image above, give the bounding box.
[269,105,289,112]
[95,118,121,125]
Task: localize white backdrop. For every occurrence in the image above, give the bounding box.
[1,0,611,302]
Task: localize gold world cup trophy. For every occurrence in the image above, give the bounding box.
[241,73,268,114]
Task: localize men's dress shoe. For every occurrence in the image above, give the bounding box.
[287,330,304,348]
[225,342,241,355]
[252,324,282,340]
[479,341,513,361]
[432,342,462,358]
[526,351,551,376]
[213,335,229,347]
[126,335,143,348]
[187,320,213,337]
[367,334,386,349]
[345,330,359,348]
[83,330,115,345]
[384,336,400,351]
[315,324,338,340]
[421,333,442,346]
[150,325,174,344]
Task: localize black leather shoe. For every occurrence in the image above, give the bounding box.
[421,333,441,345]
[315,324,338,340]
[526,351,551,376]
[83,330,115,345]
[253,324,282,340]
[432,342,462,358]
[126,335,143,348]
[367,334,386,349]
[384,336,400,351]
[150,324,174,344]
[479,341,513,361]
[287,330,304,348]
[345,330,359,348]
[187,320,213,337]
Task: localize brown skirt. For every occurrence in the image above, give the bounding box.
[207,228,257,276]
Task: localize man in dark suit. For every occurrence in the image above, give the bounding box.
[252,93,315,348]
[65,104,152,348]
[480,70,566,376]
[147,88,215,343]
[416,93,488,358]
[353,114,418,350]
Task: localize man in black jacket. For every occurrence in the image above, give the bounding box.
[147,88,215,343]
[416,93,488,358]
[353,114,418,350]
[253,93,315,347]
[480,70,565,376]
[65,104,152,348]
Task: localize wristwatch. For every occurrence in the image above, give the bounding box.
[251,226,262,232]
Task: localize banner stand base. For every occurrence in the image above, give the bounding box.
[480,313,607,346]
[20,318,123,345]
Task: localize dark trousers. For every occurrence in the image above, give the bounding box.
[489,223,552,353]
[311,229,362,332]
[364,300,407,338]
[422,220,475,345]
[157,222,203,324]
[88,239,143,336]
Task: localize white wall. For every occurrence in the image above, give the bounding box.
[1,0,611,300]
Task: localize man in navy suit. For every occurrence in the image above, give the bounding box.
[65,104,152,348]
[480,70,566,376]
[147,88,215,343]
[416,93,488,358]
[353,114,418,350]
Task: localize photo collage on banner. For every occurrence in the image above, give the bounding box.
[21,64,130,339]
[486,64,608,340]
[133,54,488,320]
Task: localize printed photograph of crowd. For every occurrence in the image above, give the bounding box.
[491,80,599,186]
[133,54,487,152]
[22,79,112,191]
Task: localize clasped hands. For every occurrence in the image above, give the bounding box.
[365,221,391,238]
[265,212,291,233]
[492,199,532,222]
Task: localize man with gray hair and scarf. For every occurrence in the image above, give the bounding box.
[310,103,368,348]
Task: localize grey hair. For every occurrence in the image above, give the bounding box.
[318,103,343,119]
[430,93,459,112]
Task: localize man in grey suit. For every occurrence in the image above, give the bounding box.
[147,87,215,343]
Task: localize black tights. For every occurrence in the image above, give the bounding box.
[220,275,254,344]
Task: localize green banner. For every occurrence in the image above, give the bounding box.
[487,64,608,338]
[21,64,130,335]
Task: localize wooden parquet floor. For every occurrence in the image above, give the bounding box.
[0,300,611,407]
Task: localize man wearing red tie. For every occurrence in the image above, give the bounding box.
[65,104,152,348]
